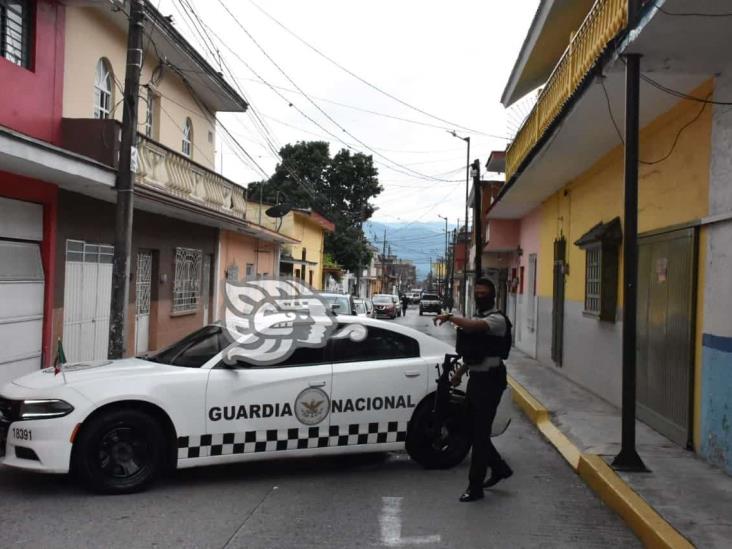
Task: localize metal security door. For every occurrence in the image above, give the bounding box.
[551,238,566,366]
[637,228,696,447]
[62,240,114,362]
[135,251,152,355]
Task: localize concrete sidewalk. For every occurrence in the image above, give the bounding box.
[506,350,732,548]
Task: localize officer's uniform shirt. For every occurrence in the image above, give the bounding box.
[466,309,506,373]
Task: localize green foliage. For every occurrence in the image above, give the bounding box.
[248,141,382,272]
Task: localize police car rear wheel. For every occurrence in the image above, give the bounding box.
[73,409,164,494]
[405,397,470,469]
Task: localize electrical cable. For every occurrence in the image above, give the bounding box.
[215,0,462,184]
[244,0,505,139]
[599,75,711,165]
[652,1,732,17]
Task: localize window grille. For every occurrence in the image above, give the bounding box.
[182,118,193,157]
[584,246,601,315]
[226,264,239,282]
[173,247,201,313]
[136,252,152,316]
[1,0,31,68]
[93,59,113,119]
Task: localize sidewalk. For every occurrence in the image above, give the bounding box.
[506,350,732,548]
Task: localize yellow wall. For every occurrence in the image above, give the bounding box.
[538,81,713,303]
[280,212,327,290]
[63,7,217,169]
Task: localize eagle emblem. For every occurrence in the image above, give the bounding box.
[295,387,330,426]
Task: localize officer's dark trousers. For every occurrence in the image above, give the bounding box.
[466,363,508,491]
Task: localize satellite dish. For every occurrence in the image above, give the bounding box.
[265,203,291,218]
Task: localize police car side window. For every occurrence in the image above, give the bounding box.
[168,328,228,368]
[332,327,419,363]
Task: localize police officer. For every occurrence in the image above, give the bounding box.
[433,278,513,502]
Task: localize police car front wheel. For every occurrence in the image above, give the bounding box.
[72,408,165,494]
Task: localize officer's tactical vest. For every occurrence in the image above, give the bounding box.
[455,312,513,364]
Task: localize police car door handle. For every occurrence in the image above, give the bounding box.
[309,381,327,388]
[404,371,421,378]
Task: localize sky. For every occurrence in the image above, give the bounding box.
[156,0,540,225]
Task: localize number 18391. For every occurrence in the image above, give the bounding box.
[12,428,32,441]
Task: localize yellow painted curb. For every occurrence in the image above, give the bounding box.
[579,455,694,549]
[507,375,693,548]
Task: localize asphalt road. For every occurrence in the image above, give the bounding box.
[0,307,639,548]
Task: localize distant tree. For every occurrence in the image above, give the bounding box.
[248,141,382,273]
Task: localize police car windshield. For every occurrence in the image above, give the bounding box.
[146,326,231,368]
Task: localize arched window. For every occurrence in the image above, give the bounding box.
[93,58,114,119]
[182,117,193,157]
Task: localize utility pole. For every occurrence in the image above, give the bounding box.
[473,159,483,279]
[438,214,448,298]
[381,228,387,293]
[109,0,145,359]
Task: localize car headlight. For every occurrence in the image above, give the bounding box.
[18,399,74,420]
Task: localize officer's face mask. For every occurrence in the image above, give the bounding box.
[474,293,495,311]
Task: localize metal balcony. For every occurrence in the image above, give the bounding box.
[505,0,628,182]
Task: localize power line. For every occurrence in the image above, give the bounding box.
[652,2,732,17]
[215,0,463,184]
[599,75,710,166]
[245,0,505,139]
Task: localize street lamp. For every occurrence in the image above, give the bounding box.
[449,130,470,314]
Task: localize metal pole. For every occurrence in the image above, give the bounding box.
[612,53,648,472]
[473,160,482,279]
[463,137,470,313]
[109,0,145,359]
[381,228,386,293]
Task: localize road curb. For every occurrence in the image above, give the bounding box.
[507,375,693,549]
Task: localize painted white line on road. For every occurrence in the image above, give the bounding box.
[379,497,441,547]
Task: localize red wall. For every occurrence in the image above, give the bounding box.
[0,172,58,368]
[0,1,65,144]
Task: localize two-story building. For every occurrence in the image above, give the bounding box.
[1,0,77,384]
[0,1,294,385]
[277,208,334,290]
[490,0,732,474]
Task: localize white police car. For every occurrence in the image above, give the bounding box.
[0,316,510,494]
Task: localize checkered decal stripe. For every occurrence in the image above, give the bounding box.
[177,421,408,460]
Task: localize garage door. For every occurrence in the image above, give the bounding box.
[0,198,45,387]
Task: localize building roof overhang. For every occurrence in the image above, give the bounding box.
[67,0,248,112]
[490,0,732,220]
[501,0,597,107]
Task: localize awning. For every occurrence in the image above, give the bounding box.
[574,217,622,248]
[280,257,319,266]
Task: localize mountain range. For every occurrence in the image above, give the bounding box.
[364,220,455,280]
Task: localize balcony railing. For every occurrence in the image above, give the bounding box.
[136,135,246,218]
[505,0,628,182]
[60,118,247,220]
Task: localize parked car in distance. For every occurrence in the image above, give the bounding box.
[419,293,442,315]
[409,290,422,304]
[320,293,357,315]
[353,298,372,317]
[391,295,402,317]
[372,294,398,319]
